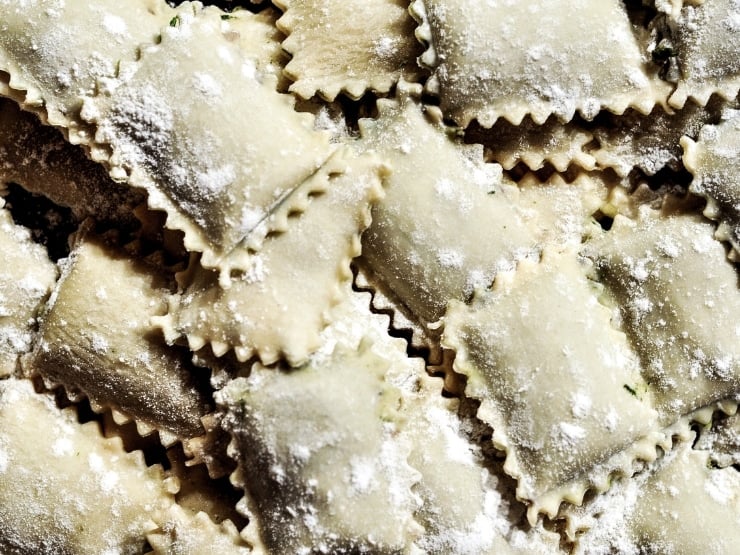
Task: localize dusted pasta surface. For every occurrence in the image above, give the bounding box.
[0,0,739,554]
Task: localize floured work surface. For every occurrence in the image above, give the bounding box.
[0,1,739,554]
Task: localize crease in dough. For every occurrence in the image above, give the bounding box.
[156,149,386,367]
[275,0,424,100]
[80,6,336,279]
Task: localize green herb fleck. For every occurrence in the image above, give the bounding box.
[221,14,235,20]
[623,384,637,397]
[169,15,181,27]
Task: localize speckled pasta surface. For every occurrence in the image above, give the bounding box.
[23,236,212,441]
[0,201,56,377]
[157,149,386,366]
[82,7,336,276]
[218,340,420,553]
[443,249,662,519]
[667,0,740,108]
[587,211,740,421]
[682,110,740,259]
[0,0,738,553]
[413,0,671,126]
[275,0,423,100]
[0,378,174,554]
[359,93,536,326]
[568,437,740,554]
[0,0,174,137]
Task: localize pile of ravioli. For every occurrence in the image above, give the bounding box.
[1,0,739,553]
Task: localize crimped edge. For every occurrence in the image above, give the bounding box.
[669,76,740,111]
[0,56,97,145]
[353,260,443,364]
[18,232,221,471]
[410,0,673,128]
[445,315,690,525]
[275,0,424,101]
[155,148,387,367]
[562,399,739,542]
[145,504,253,554]
[0,378,181,550]
[681,131,740,261]
[25,366,229,476]
[439,249,726,525]
[69,5,334,281]
[470,117,597,173]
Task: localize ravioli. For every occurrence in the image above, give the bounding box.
[0,0,737,552]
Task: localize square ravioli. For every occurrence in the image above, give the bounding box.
[0,0,738,553]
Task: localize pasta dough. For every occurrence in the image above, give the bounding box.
[682,110,740,259]
[83,7,335,275]
[0,378,174,554]
[443,250,660,517]
[217,341,419,553]
[414,0,670,126]
[0,201,56,378]
[276,0,423,100]
[0,0,737,552]
[158,149,385,366]
[359,93,535,325]
[588,211,740,421]
[24,236,212,441]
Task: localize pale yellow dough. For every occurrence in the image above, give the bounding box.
[443,250,659,510]
[159,149,385,366]
[313,286,563,554]
[668,0,740,108]
[0,201,56,378]
[217,340,419,554]
[82,7,334,274]
[0,378,174,554]
[0,0,738,552]
[682,111,740,259]
[589,211,740,421]
[0,0,174,139]
[275,0,423,100]
[591,98,724,177]
[359,94,536,325]
[414,0,670,126]
[24,236,211,441]
[571,439,740,554]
